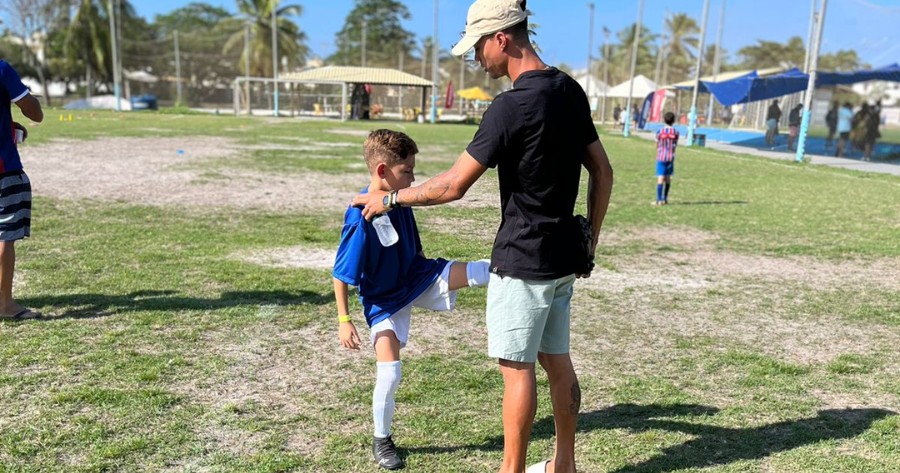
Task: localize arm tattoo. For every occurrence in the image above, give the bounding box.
[411,173,455,205]
[570,381,581,415]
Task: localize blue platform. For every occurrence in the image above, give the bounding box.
[641,123,900,160]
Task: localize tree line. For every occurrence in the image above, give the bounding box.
[0,0,865,106]
[594,13,863,87]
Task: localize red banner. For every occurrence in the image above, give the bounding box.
[650,88,667,123]
[444,81,454,109]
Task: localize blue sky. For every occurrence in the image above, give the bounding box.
[131,0,900,71]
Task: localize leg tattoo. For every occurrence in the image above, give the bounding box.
[569,382,581,415]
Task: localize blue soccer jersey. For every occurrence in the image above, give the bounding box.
[0,60,29,174]
[333,188,446,327]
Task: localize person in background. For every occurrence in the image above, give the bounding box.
[825,101,838,149]
[862,103,881,161]
[765,100,782,148]
[835,102,853,158]
[0,59,44,320]
[787,103,803,151]
[851,103,869,155]
[654,112,679,206]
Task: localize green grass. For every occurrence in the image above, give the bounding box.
[0,109,897,472]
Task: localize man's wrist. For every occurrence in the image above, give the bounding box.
[338,314,352,323]
[389,190,399,208]
[382,190,399,210]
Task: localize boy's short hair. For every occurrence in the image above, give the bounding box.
[663,111,675,125]
[364,129,419,171]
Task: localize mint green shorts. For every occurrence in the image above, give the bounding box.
[486,273,576,363]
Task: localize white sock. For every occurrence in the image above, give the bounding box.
[466,259,491,287]
[373,360,402,438]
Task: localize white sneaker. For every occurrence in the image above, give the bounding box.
[526,460,549,473]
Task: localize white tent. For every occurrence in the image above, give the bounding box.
[606,75,657,98]
[574,73,608,98]
[124,70,159,83]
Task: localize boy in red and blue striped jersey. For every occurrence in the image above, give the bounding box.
[655,111,678,205]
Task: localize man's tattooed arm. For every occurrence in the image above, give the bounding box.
[398,151,487,207]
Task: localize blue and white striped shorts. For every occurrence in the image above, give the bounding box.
[0,170,31,242]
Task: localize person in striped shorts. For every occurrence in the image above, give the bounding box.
[655,111,679,206]
[0,60,44,320]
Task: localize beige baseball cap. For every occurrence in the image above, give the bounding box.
[450,0,529,57]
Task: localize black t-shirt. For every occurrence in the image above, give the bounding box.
[789,107,802,126]
[826,108,837,128]
[467,67,599,279]
[766,104,781,121]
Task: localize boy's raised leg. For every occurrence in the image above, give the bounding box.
[448,260,490,291]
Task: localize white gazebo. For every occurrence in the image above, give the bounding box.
[606,75,658,98]
[574,72,609,98]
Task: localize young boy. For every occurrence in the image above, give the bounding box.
[332,129,489,470]
[655,112,679,205]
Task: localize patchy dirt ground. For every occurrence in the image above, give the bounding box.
[235,225,899,376]
[25,135,498,214]
[237,226,900,294]
[583,227,900,292]
[25,136,362,213]
[26,136,900,417]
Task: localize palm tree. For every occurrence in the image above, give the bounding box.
[661,12,699,84]
[64,0,117,95]
[819,50,861,72]
[701,44,729,77]
[330,0,416,67]
[416,36,434,79]
[528,21,541,53]
[592,27,613,87]
[611,23,656,85]
[64,0,144,96]
[223,0,309,77]
[738,37,805,70]
[415,36,451,78]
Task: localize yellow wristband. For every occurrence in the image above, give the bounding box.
[338,314,352,323]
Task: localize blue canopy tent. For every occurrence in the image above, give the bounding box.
[699,64,900,107]
[701,68,807,106]
[818,63,900,86]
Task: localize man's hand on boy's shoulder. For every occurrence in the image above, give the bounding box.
[352,189,390,221]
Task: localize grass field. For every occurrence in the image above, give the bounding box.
[0,110,897,472]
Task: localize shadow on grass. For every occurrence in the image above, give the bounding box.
[19,289,331,319]
[408,403,894,471]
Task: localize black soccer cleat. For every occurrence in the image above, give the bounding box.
[373,435,404,470]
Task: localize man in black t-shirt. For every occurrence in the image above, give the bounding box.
[353,1,613,471]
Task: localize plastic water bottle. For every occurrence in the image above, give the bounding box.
[373,214,398,247]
